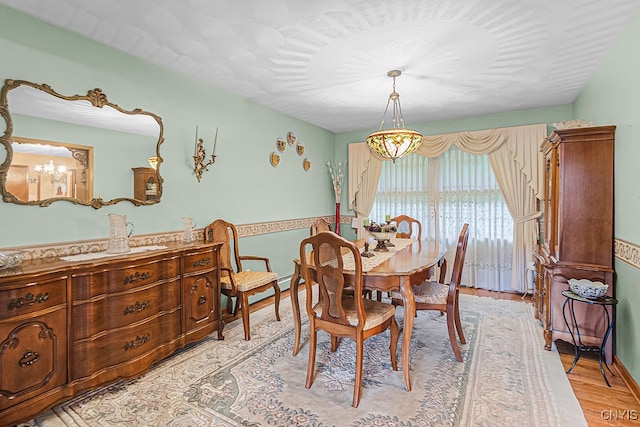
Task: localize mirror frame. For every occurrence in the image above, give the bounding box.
[0,79,164,208]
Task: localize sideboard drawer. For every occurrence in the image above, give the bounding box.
[0,275,67,320]
[72,255,181,299]
[182,248,217,275]
[70,309,181,380]
[72,279,181,341]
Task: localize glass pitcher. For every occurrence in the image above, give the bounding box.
[106,213,134,254]
[182,217,196,243]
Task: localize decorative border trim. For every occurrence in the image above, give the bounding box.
[3,216,351,261]
[235,216,342,237]
[614,238,640,270]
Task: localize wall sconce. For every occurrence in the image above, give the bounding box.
[193,126,218,182]
[148,156,159,170]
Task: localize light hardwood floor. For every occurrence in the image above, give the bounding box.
[235,286,640,426]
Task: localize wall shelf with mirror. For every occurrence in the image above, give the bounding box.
[0,79,164,208]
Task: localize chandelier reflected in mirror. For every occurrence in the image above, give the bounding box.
[366,70,423,162]
[34,160,66,178]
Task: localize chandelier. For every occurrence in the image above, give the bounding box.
[34,160,66,177]
[366,70,423,162]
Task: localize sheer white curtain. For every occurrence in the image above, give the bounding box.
[439,147,514,290]
[370,146,514,290]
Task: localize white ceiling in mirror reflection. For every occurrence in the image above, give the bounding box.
[11,142,73,158]
[8,85,160,137]
[0,0,638,132]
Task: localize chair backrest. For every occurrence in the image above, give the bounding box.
[310,218,335,262]
[299,231,365,327]
[310,218,333,235]
[391,215,422,240]
[449,223,470,289]
[204,219,241,275]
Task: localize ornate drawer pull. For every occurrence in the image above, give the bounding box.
[124,301,151,315]
[193,257,211,268]
[198,295,207,305]
[124,334,150,351]
[19,351,40,367]
[123,271,151,285]
[8,292,50,310]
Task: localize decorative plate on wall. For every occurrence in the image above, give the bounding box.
[270,152,280,167]
[276,137,286,152]
[286,131,296,146]
[296,142,304,156]
[303,158,311,171]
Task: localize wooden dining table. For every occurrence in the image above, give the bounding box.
[289,238,447,392]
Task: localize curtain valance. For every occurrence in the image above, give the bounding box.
[416,124,547,199]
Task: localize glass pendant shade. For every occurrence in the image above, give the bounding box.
[366,70,423,162]
[366,128,422,161]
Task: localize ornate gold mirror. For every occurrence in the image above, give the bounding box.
[0,79,164,208]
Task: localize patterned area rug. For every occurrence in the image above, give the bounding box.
[25,294,587,426]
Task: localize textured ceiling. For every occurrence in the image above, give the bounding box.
[1,0,638,133]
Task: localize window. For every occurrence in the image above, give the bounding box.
[370,146,514,290]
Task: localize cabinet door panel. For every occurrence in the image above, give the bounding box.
[0,309,67,410]
[183,275,216,332]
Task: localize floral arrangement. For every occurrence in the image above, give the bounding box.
[326,160,344,202]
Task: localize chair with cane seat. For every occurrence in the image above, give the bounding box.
[204,219,281,340]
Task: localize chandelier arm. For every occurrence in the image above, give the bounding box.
[396,100,406,128]
[377,97,393,131]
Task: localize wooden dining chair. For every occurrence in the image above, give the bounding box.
[391,223,470,362]
[391,214,422,239]
[299,231,399,408]
[309,217,333,235]
[391,214,446,283]
[204,219,281,340]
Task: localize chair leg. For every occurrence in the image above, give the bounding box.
[438,259,448,283]
[305,327,317,389]
[446,305,462,362]
[226,295,234,315]
[353,337,364,408]
[241,293,251,340]
[273,282,281,321]
[389,318,399,371]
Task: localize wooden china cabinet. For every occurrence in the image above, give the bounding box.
[0,242,223,426]
[132,167,158,201]
[536,125,615,364]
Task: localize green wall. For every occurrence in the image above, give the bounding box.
[0,5,336,281]
[574,9,640,383]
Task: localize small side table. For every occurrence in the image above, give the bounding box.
[561,290,617,386]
